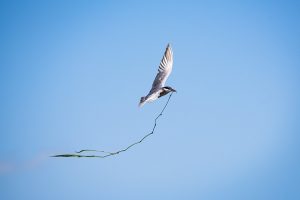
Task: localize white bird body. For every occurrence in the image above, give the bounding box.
[139,44,176,107]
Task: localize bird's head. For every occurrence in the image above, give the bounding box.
[163,86,177,93]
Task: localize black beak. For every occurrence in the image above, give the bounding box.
[172,89,177,93]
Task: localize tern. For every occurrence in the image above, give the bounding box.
[139,44,176,107]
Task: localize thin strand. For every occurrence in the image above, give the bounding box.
[52,92,174,158]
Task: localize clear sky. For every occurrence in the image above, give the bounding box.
[0,0,300,200]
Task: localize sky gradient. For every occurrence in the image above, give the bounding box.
[0,1,300,200]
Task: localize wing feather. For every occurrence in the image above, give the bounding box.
[148,44,173,94]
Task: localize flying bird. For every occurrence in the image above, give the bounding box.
[139,44,176,107]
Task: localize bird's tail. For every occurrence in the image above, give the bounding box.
[139,96,146,107]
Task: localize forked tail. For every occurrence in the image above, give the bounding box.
[139,96,146,107]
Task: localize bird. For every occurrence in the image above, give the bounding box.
[139,44,176,107]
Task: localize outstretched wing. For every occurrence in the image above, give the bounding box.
[149,44,173,94]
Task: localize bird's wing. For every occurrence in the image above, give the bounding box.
[149,44,173,94]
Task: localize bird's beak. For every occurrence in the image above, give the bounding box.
[172,89,177,93]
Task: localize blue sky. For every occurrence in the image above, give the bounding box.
[0,0,300,199]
